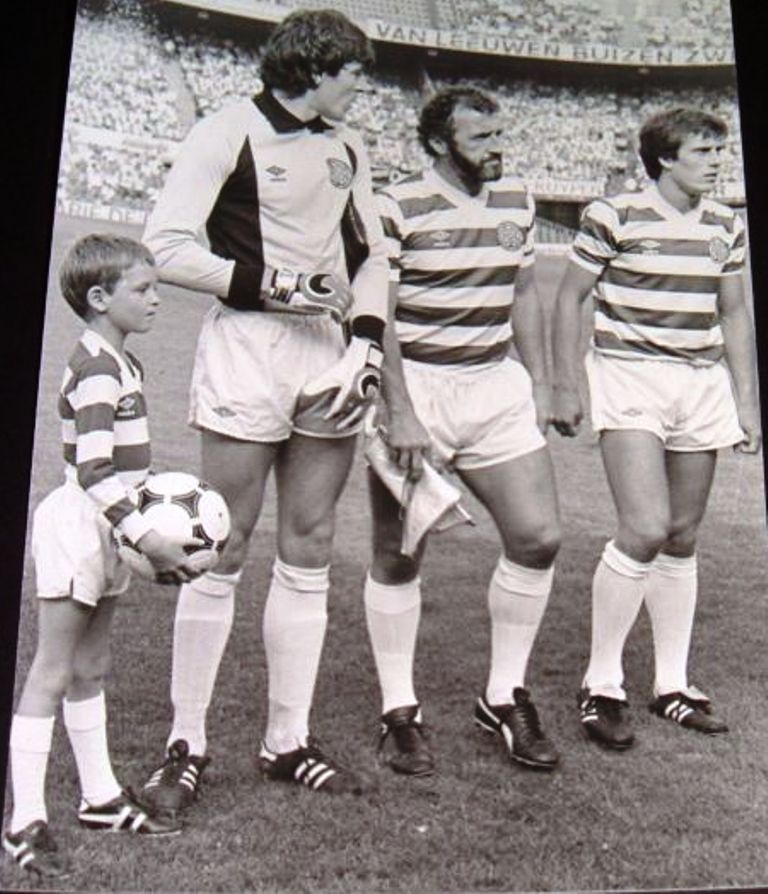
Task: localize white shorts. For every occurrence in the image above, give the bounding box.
[189,306,352,441]
[585,349,743,452]
[31,482,130,607]
[402,357,546,471]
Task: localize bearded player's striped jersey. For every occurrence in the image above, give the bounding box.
[59,329,153,545]
[570,184,746,366]
[377,167,535,366]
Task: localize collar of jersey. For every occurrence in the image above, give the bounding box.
[253,89,332,134]
[645,182,704,221]
[82,328,136,376]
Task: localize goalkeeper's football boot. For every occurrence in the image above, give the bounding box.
[2,820,71,879]
[259,737,367,795]
[377,704,435,777]
[140,739,210,816]
[649,689,728,735]
[475,688,559,770]
[78,788,181,835]
[578,688,635,750]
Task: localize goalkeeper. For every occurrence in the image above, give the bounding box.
[139,9,387,807]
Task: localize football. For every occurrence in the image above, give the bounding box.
[115,471,231,582]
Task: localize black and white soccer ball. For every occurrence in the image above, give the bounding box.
[115,471,231,582]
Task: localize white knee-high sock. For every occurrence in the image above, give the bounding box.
[643,553,698,697]
[169,570,239,756]
[263,557,329,754]
[9,714,54,833]
[486,556,554,705]
[63,691,121,807]
[583,540,651,700]
[364,573,421,714]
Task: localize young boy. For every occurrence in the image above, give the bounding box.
[2,234,201,880]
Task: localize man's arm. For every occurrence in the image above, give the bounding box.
[511,263,550,433]
[550,260,600,437]
[718,274,762,453]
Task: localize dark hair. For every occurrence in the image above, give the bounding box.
[260,9,374,97]
[59,233,154,320]
[418,86,499,158]
[639,108,728,180]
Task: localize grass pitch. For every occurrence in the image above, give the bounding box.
[1,214,767,893]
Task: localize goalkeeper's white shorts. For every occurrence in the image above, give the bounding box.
[402,356,545,471]
[189,304,353,441]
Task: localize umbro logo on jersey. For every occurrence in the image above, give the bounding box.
[326,157,353,189]
[266,165,287,181]
[212,405,237,418]
[638,239,661,254]
[496,220,524,251]
[621,408,643,417]
[708,236,729,264]
[116,396,136,417]
[430,230,452,247]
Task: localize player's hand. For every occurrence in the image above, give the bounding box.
[381,408,432,482]
[300,336,384,431]
[734,403,762,454]
[531,381,552,435]
[551,383,583,437]
[136,529,204,585]
[266,268,353,323]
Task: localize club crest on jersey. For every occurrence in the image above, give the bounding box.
[326,158,353,189]
[708,236,729,264]
[496,220,525,251]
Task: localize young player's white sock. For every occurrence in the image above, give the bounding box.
[9,714,54,833]
[63,691,121,807]
[486,556,554,705]
[263,557,329,754]
[643,552,698,696]
[364,573,421,714]
[168,570,239,756]
[583,540,651,700]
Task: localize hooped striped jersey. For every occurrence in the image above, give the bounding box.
[377,167,536,367]
[143,89,388,323]
[570,184,746,366]
[59,329,153,545]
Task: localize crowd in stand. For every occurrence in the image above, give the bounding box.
[56,3,744,213]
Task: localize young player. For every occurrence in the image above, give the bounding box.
[367,86,561,777]
[139,8,388,808]
[2,234,200,880]
[551,108,761,749]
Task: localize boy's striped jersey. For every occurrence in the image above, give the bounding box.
[59,329,153,544]
[377,167,535,367]
[570,184,746,365]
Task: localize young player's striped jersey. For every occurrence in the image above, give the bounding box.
[570,184,746,365]
[143,89,388,323]
[377,167,535,366]
[59,329,153,545]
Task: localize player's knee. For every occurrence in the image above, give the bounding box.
[621,513,671,557]
[27,656,73,704]
[506,519,561,568]
[217,524,251,572]
[664,519,700,556]
[72,654,109,692]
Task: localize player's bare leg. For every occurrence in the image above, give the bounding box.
[645,449,726,733]
[258,432,365,794]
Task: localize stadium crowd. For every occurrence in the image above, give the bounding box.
[56,2,744,213]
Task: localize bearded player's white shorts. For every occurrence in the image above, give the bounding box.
[402,356,546,471]
[189,305,356,441]
[585,349,743,451]
[31,481,130,607]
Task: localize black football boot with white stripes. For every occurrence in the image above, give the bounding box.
[649,690,728,734]
[259,737,367,795]
[578,688,635,750]
[475,688,559,770]
[2,820,71,879]
[141,739,210,817]
[378,704,435,777]
[78,788,181,835]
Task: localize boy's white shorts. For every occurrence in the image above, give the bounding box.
[31,481,130,607]
[585,350,743,451]
[402,356,546,471]
[189,306,358,441]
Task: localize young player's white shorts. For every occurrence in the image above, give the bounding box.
[402,356,546,471]
[189,305,355,441]
[31,481,130,607]
[585,349,743,451]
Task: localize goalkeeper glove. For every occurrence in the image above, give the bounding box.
[268,267,353,323]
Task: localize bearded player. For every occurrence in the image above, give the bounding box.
[367,86,562,777]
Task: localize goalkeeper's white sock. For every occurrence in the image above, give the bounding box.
[644,552,698,697]
[364,573,421,714]
[9,713,54,833]
[63,691,121,807]
[263,557,329,754]
[168,570,239,757]
[583,541,650,700]
[486,556,553,705]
